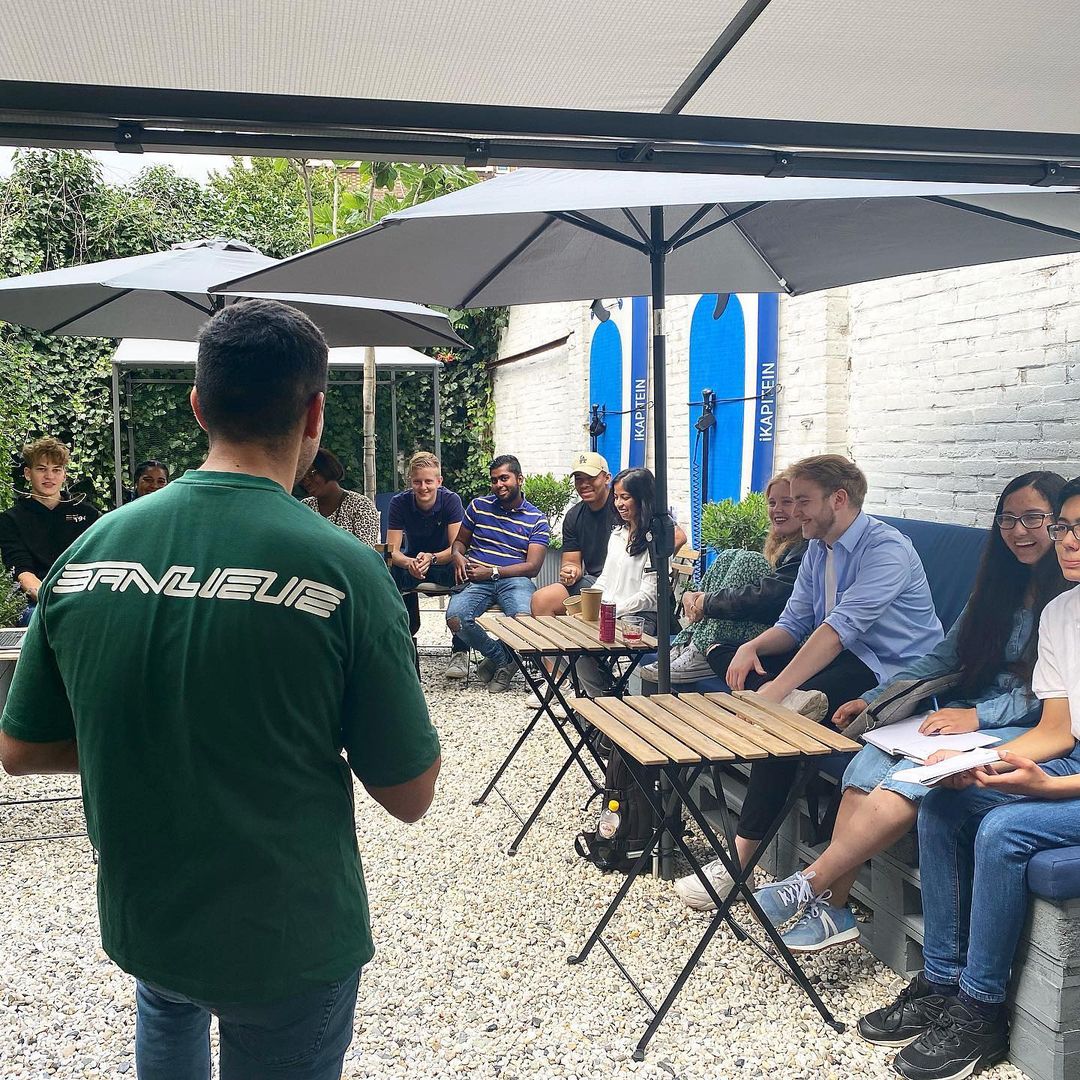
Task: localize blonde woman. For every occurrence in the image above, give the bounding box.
[641,473,807,684]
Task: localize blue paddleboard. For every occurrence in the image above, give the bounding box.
[589,305,624,468]
[688,293,746,550]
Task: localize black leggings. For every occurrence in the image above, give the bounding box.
[705,645,877,842]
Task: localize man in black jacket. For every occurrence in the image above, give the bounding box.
[0,438,100,622]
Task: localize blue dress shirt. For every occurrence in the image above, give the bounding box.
[775,513,944,682]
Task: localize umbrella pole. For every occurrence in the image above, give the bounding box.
[649,207,675,696]
[649,207,678,882]
[111,363,124,508]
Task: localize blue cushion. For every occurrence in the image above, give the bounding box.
[1027,847,1080,902]
[877,516,989,632]
[374,492,395,543]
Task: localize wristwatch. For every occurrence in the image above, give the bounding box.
[491,565,500,581]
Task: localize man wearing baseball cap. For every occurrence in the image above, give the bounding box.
[531,451,613,618]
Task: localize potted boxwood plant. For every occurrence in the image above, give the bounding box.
[522,472,576,587]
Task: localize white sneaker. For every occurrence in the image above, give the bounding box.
[523,692,568,718]
[445,651,470,679]
[668,643,715,684]
[673,858,756,911]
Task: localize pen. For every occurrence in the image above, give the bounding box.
[932,695,940,712]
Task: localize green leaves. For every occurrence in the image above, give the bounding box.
[0,149,504,512]
[700,492,770,554]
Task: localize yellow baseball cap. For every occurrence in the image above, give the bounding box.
[570,451,609,477]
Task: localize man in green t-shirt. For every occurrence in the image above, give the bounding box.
[0,300,441,1080]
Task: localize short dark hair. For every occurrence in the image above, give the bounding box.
[311,447,345,483]
[1055,477,1080,514]
[195,299,328,444]
[133,459,170,484]
[489,454,522,476]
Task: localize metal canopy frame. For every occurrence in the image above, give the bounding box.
[110,363,441,507]
[3,0,1080,193]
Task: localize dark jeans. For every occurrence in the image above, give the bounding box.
[390,562,468,653]
[705,645,876,841]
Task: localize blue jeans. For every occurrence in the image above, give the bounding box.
[919,745,1080,1003]
[135,969,360,1080]
[445,577,535,668]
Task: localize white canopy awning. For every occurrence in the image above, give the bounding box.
[2,0,1079,183]
[112,339,442,372]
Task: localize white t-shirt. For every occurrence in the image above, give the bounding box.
[592,528,657,615]
[1032,587,1080,738]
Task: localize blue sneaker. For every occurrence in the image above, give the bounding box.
[753,870,817,928]
[780,893,860,952]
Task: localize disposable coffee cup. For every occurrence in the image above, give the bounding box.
[563,595,582,615]
[580,587,603,622]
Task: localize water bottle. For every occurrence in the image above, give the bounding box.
[597,799,621,840]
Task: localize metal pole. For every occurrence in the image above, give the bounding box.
[650,207,674,697]
[390,370,399,491]
[433,365,442,464]
[110,363,124,508]
[124,372,136,480]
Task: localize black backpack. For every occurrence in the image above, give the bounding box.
[575,748,658,874]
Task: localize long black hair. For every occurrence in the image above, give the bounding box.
[955,470,1068,697]
[611,468,655,558]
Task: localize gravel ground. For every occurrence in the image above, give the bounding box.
[0,604,1029,1079]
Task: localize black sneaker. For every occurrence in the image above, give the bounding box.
[893,998,1009,1080]
[858,973,951,1047]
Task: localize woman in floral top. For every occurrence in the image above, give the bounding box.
[300,448,381,549]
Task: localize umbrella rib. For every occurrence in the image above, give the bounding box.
[461,216,558,307]
[666,203,722,249]
[924,196,1080,244]
[167,291,216,314]
[385,311,463,348]
[620,208,651,246]
[552,211,650,253]
[670,202,765,251]
[44,288,134,335]
[727,217,792,294]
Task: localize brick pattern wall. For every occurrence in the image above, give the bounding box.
[493,254,1080,526]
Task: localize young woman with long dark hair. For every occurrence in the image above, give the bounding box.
[732,471,1069,954]
[860,474,1080,1078]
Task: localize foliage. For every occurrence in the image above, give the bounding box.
[0,149,505,514]
[523,471,575,532]
[0,570,27,628]
[522,472,575,551]
[700,491,770,554]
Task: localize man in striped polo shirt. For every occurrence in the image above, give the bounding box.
[446,454,550,692]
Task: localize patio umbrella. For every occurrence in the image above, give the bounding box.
[217,168,1080,692]
[0,238,464,348]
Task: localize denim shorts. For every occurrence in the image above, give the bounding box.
[842,724,1036,803]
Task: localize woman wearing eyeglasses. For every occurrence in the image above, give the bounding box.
[855,474,1080,1080]
[299,448,381,549]
[746,471,1069,959]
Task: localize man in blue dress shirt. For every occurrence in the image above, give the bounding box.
[675,454,943,910]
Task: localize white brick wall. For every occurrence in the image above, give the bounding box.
[493,253,1080,527]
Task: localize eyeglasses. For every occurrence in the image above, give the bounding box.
[1048,522,1080,543]
[995,512,1054,530]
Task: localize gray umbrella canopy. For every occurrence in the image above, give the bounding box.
[216,170,1080,306]
[0,238,464,347]
[218,169,1080,692]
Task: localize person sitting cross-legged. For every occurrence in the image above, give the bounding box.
[673,454,944,909]
[752,470,1068,953]
[386,451,469,673]
[640,471,807,684]
[445,454,550,693]
[857,475,1080,1080]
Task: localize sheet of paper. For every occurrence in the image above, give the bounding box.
[892,747,1002,786]
[861,712,1000,763]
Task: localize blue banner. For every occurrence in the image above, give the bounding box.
[629,296,648,468]
[750,293,779,491]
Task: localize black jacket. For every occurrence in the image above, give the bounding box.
[0,496,100,581]
[702,539,808,625]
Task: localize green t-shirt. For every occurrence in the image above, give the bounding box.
[1,471,439,1002]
